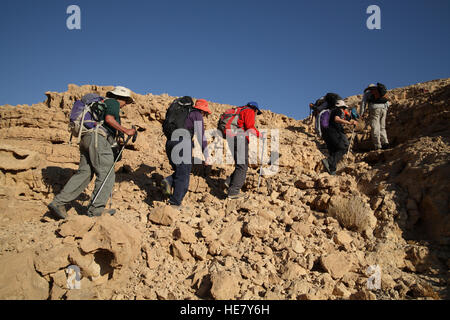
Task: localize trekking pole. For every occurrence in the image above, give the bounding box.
[257,135,266,191]
[88,127,137,211]
[345,126,356,164]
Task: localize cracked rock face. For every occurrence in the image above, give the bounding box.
[0,79,449,300]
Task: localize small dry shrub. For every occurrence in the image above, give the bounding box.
[328,195,377,238]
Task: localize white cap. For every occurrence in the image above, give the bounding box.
[107,86,135,103]
[368,83,377,88]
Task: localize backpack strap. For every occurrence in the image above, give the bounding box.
[77,106,90,144]
[226,106,251,135]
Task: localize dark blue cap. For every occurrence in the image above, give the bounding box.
[247,101,262,115]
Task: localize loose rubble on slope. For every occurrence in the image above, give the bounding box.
[0,80,448,300]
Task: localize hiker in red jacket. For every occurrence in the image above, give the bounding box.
[225,102,264,199]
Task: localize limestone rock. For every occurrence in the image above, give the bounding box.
[320,253,351,280]
[281,261,307,280]
[291,222,311,237]
[0,145,40,171]
[0,251,49,299]
[34,244,76,275]
[210,271,241,300]
[333,231,353,247]
[218,222,243,245]
[190,243,208,261]
[173,223,197,244]
[149,205,177,226]
[79,215,142,268]
[171,241,192,261]
[57,215,95,238]
[243,216,270,238]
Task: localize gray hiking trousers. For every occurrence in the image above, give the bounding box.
[227,135,249,196]
[369,105,389,149]
[52,132,115,216]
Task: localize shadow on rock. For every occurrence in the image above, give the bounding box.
[115,163,164,206]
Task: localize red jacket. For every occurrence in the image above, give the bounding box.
[236,108,261,141]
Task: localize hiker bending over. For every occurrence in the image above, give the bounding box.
[48,86,136,219]
[322,100,357,175]
[361,83,390,150]
[162,98,211,208]
[223,102,264,199]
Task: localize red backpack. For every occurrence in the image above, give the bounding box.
[217,106,251,136]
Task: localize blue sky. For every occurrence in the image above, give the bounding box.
[1,0,449,119]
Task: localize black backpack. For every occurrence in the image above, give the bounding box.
[162,96,194,139]
[310,93,341,117]
[366,83,388,103]
[324,93,342,108]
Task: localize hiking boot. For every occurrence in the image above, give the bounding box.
[382,143,390,150]
[322,159,331,174]
[87,208,116,217]
[48,202,68,220]
[227,193,247,200]
[103,209,116,216]
[161,178,172,196]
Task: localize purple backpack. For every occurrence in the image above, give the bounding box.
[315,109,331,138]
[320,110,330,129]
[69,94,105,143]
[69,94,103,128]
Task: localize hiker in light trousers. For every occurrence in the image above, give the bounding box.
[361,83,390,150]
[48,86,136,220]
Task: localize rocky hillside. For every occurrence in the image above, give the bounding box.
[0,79,448,300]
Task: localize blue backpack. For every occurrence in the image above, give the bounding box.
[69,93,108,145]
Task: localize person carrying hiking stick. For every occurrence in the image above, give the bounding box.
[321,100,357,175]
[48,86,137,220]
[221,102,264,199]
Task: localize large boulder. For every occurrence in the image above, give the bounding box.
[79,215,142,269]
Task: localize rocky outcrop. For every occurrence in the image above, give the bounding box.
[0,79,449,300]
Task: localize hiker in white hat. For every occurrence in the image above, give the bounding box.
[321,99,358,175]
[48,86,137,220]
[361,83,390,150]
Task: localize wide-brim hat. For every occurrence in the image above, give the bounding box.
[107,86,135,103]
[247,101,262,115]
[194,99,212,114]
[335,100,349,108]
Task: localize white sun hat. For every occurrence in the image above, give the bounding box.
[107,86,135,103]
[335,100,348,108]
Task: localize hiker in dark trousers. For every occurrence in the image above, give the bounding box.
[361,83,390,150]
[162,99,211,208]
[225,102,263,199]
[48,86,136,219]
[322,100,357,175]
